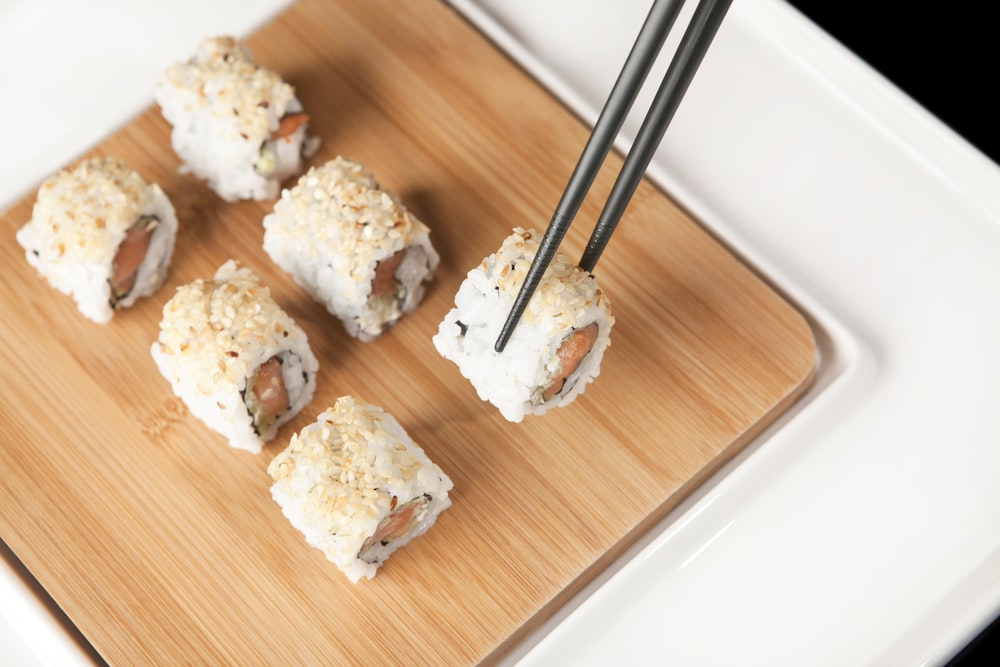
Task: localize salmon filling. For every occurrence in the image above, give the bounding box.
[109,215,158,305]
[371,249,407,299]
[539,322,600,402]
[245,356,290,435]
[271,112,310,141]
[358,494,431,563]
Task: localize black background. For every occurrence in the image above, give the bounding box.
[785,3,997,665]
[785,1,998,165]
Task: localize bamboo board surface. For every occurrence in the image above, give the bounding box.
[0,0,816,664]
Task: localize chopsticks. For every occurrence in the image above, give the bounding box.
[494,0,733,353]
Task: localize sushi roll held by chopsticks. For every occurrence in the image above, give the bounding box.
[433,227,614,422]
[150,260,319,453]
[262,157,439,341]
[15,156,179,324]
[155,35,319,202]
[268,396,453,582]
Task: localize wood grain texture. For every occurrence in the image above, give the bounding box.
[0,0,816,664]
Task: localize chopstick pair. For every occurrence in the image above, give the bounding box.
[495,0,733,352]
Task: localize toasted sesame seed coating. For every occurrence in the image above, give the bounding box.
[155,35,318,201]
[268,158,428,282]
[268,396,453,581]
[155,261,295,382]
[432,227,614,422]
[15,156,178,323]
[151,260,318,453]
[262,157,439,340]
[23,157,162,266]
[489,227,612,334]
[158,36,296,142]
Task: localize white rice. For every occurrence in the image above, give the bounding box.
[15,156,178,324]
[154,35,319,202]
[262,157,439,341]
[150,260,319,453]
[268,396,453,582]
[433,227,614,422]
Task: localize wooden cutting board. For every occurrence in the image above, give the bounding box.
[0,0,816,664]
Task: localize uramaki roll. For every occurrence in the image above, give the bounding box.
[262,157,439,341]
[268,396,453,582]
[155,35,319,202]
[433,227,614,422]
[16,156,178,324]
[150,260,318,453]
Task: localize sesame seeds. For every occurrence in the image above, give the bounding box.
[266,397,453,581]
[268,397,444,521]
[160,36,296,141]
[21,157,157,265]
[261,157,440,341]
[431,227,615,422]
[150,260,319,453]
[267,158,429,275]
[153,260,309,386]
[491,227,611,334]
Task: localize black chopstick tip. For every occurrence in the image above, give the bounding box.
[495,315,516,353]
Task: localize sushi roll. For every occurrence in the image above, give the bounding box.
[150,260,318,453]
[267,396,453,582]
[262,157,439,341]
[154,35,319,202]
[15,156,178,324]
[432,227,614,422]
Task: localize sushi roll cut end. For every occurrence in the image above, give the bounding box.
[150,260,319,453]
[155,35,320,202]
[268,396,453,582]
[262,157,440,340]
[432,227,614,422]
[15,156,178,323]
